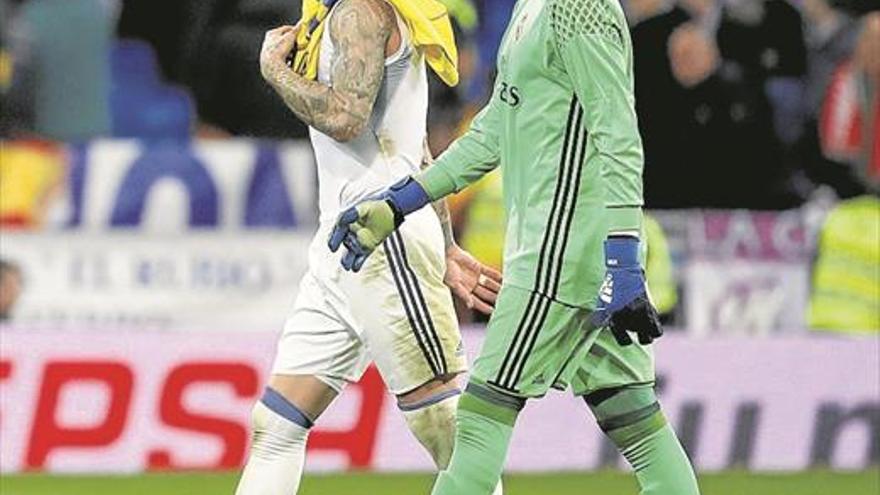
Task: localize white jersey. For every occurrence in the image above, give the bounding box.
[310,4,429,224]
[271,2,463,395]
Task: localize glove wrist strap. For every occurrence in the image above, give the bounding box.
[386,176,431,226]
[385,199,406,227]
[605,237,640,268]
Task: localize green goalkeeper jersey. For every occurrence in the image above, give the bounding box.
[419,0,645,308]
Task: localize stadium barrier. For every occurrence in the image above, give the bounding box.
[2,139,827,333]
[2,226,815,334]
[1,232,312,330]
[0,139,317,231]
[1,327,876,474]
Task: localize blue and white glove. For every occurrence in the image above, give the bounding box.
[328,176,431,272]
[592,236,663,346]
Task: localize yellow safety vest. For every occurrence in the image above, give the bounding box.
[645,214,678,315]
[453,170,505,272]
[809,195,880,334]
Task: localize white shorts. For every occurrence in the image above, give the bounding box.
[272,207,467,395]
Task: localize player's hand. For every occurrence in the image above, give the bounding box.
[592,237,663,346]
[329,177,433,272]
[444,245,503,315]
[260,24,300,83]
[328,200,400,272]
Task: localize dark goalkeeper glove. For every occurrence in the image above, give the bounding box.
[591,236,663,346]
[328,176,431,272]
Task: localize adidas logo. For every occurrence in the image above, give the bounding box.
[599,274,614,303]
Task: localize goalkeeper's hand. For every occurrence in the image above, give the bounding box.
[328,176,431,272]
[328,200,398,272]
[591,236,663,346]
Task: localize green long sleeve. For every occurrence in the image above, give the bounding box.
[416,85,502,201]
[409,0,651,307]
[554,15,644,235]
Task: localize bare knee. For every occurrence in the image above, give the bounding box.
[396,374,463,469]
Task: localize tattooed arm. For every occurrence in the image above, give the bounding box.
[421,140,456,248]
[259,0,394,142]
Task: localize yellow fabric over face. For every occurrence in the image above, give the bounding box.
[293,0,459,87]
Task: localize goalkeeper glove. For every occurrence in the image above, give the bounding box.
[592,236,663,346]
[328,176,431,272]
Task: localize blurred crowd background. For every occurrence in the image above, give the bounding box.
[1,0,878,197]
[0,0,878,333]
[0,0,878,478]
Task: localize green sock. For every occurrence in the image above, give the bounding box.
[619,423,701,495]
[431,386,522,495]
[588,387,700,495]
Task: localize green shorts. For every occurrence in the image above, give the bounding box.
[473,284,655,398]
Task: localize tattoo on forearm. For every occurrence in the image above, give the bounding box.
[435,200,456,248]
[422,141,456,248]
[266,0,392,141]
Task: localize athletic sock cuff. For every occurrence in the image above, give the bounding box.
[261,387,314,429]
[606,409,667,450]
[398,388,462,412]
[598,402,661,432]
[460,383,525,427]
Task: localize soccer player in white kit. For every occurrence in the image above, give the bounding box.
[235,1,503,493]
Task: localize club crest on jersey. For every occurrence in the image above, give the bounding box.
[520,0,546,40]
[514,13,530,42]
[505,0,544,49]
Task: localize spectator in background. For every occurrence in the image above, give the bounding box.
[176,0,310,138]
[449,172,505,273]
[5,0,116,141]
[799,2,879,196]
[644,214,679,320]
[804,5,880,335]
[0,260,23,322]
[633,0,804,209]
[716,0,808,148]
[799,0,864,197]
[628,0,691,207]
[670,23,791,209]
[808,195,879,334]
[116,0,189,84]
[855,14,880,188]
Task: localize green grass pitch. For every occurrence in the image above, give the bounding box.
[2,471,878,495]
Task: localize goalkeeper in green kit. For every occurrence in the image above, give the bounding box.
[329,0,701,493]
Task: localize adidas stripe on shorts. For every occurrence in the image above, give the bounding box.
[272,207,466,394]
[474,284,655,398]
